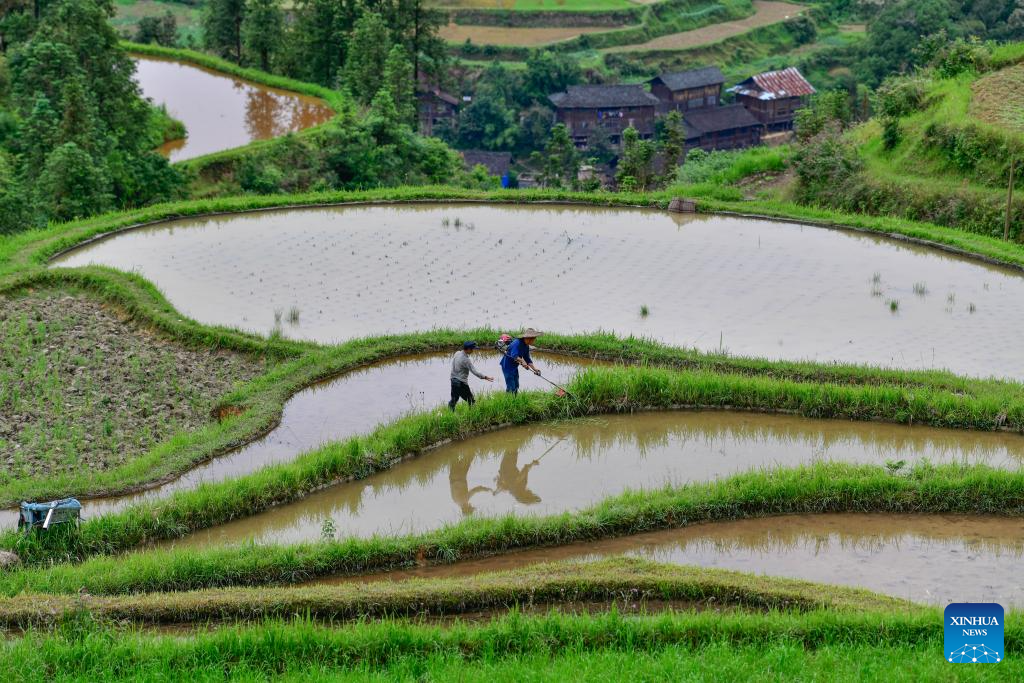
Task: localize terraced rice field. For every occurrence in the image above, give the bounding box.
[970,62,1024,134]
[439,22,622,46]
[605,0,803,52]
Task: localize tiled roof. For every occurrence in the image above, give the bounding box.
[728,67,816,101]
[683,104,761,137]
[461,150,512,176]
[651,66,725,92]
[549,84,660,109]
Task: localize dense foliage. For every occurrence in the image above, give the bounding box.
[0,0,181,232]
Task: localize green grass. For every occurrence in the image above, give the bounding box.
[4,608,1021,681]
[0,557,911,628]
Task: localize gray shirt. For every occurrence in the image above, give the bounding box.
[451,350,486,382]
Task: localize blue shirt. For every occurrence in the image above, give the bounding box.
[500,338,532,372]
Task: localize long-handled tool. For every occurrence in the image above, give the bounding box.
[495,342,576,398]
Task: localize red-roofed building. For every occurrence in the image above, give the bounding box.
[728,67,815,131]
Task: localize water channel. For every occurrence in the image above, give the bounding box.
[133,55,334,162]
[53,204,1024,379]
[321,513,1024,607]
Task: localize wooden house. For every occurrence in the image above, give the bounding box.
[548,84,660,149]
[728,67,815,131]
[682,104,763,152]
[417,87,460,137]
[648,66,725,114]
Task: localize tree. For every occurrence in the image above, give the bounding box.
[585,124,615,165]
[658,110,687,178]
[35,142,111,221]
[342,11,391,104]
[242,0,283,71]
[616,126,656,191]
[862,0,953,82]
[388,0,447,83]
[530,123,579,188]
[203,0,246,62]
[523,50,581,105]
[457,86,517,150]
[284,0,357,87]
[134,11,177,47]
[381,44,416,126]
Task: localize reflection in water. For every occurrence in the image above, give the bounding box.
[0,351,597,528]
[172,412,1024,548]
[133,55,334,162]
[52,204,1024,378]
[324,513,1024,607]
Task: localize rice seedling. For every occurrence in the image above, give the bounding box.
[640,305,649,317]
[912,282,928,297]
[273,308,283,324]
[946,292,955,304]
[887,299,900,312]
[287,306,300,325]
[968,302,977,313]
[871,272,881,284]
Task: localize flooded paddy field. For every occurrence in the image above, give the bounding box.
[132,56,334,162]
[172,412,1024,547]
[53,204,1024,378]
[325,513,1024,607]
[0,352,593,527]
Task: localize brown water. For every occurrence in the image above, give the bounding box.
[322,513,1024,607]
[173,413,1024,547]
[133,56,334,162]
[0,352,594,528]
[52,204,1024,379]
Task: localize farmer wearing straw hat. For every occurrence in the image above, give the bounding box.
[500,328,542,394]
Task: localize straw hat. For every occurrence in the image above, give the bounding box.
[519,328,543,338]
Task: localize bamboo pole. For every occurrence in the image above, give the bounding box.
[1006,158,1016,241]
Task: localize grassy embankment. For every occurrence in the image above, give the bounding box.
[0,557,909,627]
[815,43,1024,239]
[4,606,1022,680]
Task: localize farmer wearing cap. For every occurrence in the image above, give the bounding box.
[450,341,493,410]
[500,328,542,394]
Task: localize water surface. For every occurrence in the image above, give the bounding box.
[325,513,1024,607]
[173,412,1024,547]
[53,204,1024,378]
[133,56,334,162]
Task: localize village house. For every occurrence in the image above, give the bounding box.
[548,84,660,149]
[647,66,725,114]
[728,67,815,131]
[417,86,461,137]
[683,104,763,152]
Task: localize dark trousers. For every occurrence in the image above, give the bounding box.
[449,378,474,410]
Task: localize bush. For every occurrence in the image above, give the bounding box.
[881,117,901,150]
[792,125,863,205]
[873,75,931,119]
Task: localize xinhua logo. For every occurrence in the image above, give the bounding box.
[944,603,1004,663]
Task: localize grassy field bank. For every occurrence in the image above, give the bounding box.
[4,606,1020,681]
[0,558,909,628]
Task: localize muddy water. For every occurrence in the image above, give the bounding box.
[133,56,334,162]
[0,352,593,528]
[52,204,1024,378]
[321,513,1024,607]
[173,413,1024,547]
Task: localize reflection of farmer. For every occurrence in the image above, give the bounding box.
[449,341,493,410]
[448,452,492,515]
[493,446,541,504]
[499,328,542,394]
